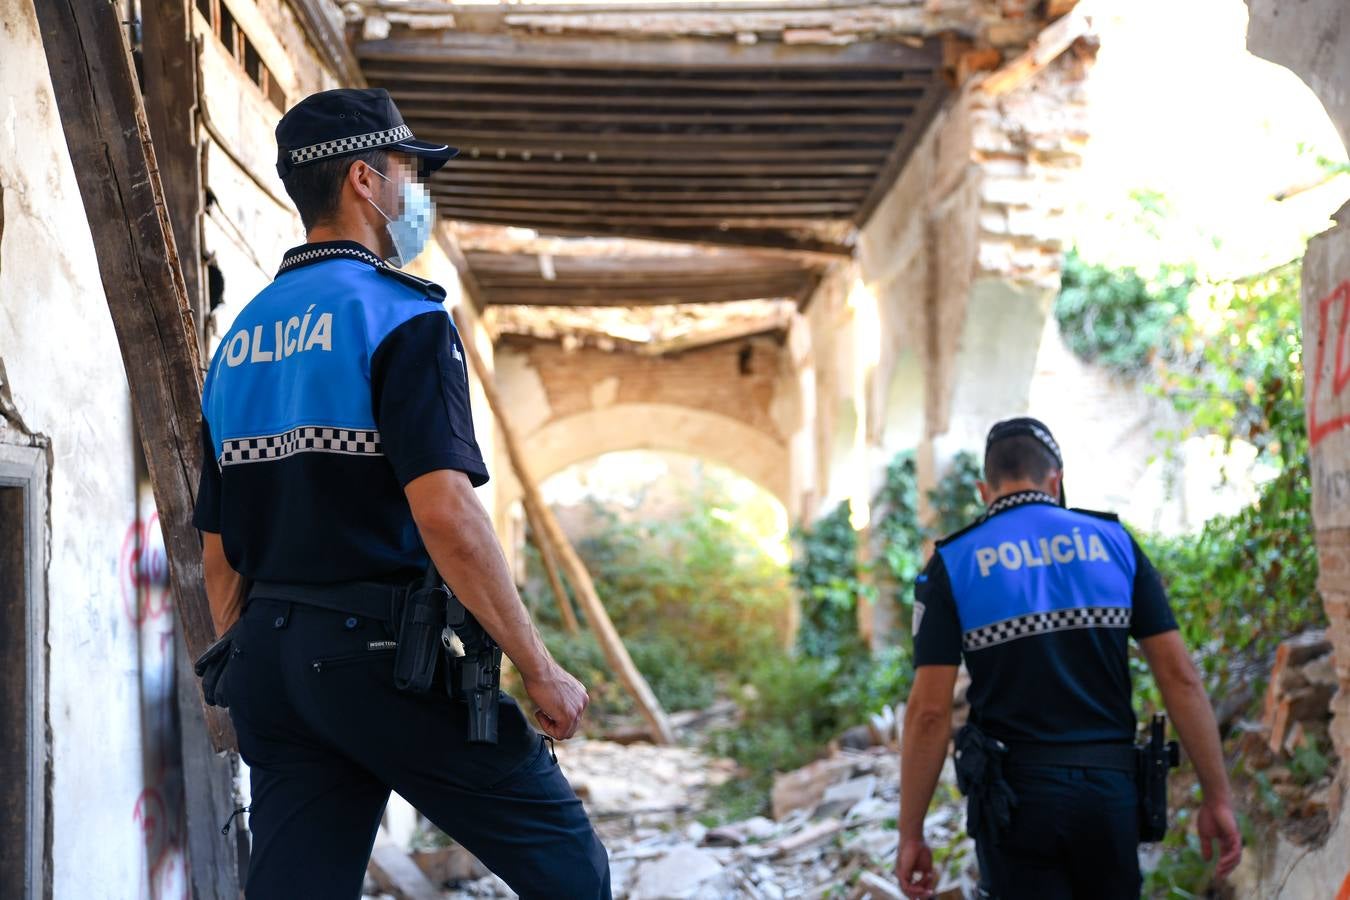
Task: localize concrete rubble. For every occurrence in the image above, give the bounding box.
[366,732,976,899]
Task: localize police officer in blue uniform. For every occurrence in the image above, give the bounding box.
[193,88,610,899]
[895,418,1242,899]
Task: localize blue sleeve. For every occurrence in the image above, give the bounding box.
[192,417,223,533]
[913,552,963,666]
[370,310,489,488]
[1129,537,1177,639]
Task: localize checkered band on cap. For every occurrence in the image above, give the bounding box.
[963,606,1131,652]
[287,124,413,168]
[220,426,383,467]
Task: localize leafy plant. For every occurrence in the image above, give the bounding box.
[1054,248,1194,377]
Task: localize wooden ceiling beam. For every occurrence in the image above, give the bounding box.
[452,216,854,256]
[435,196,858,216]
[418,127,897,148]
[440,159,878,175]
[398,108,912,127]
[434,173,873,189]
[379,86,928,108]
[430,141,890,161]
[437,183,869,199]
[853,84,948,226]
[439,206,848,226]
[367,69,932,92]
[466,251,816,275]
[357,32,942,72]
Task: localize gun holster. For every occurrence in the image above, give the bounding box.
[392,581,450,693]
[1136,713,1180,842]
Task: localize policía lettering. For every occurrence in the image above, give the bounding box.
[975,527,1110,577]
[224,304,333,367]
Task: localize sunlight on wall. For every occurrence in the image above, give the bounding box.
[848,278,881,531]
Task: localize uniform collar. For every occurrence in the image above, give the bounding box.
[277,240,385,277]
[982,490,1059,520]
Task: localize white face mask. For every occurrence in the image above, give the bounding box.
[367,167,436,267]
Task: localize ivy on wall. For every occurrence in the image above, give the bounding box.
[791,450,984,659]
[1053,249,1193,377]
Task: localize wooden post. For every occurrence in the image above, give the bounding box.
[523,495,582,636]
[140,0,206,350]
[36,2,241,896]
[451,309,676,744]
[34,1,231,743]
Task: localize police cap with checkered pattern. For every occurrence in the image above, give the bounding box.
[985,416,1066,506]
[275,88,457,179]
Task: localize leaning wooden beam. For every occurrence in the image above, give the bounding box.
[35,2,241,897]
[34,2,230,741]
[523,495,582,636]
[451,308,676,744]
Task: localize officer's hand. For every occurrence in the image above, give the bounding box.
[1197,799,1243,879]
[895,837,936,898]
[524,662,589,741]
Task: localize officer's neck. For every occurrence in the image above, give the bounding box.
[306,212,390,260]
[986,479,1055,504]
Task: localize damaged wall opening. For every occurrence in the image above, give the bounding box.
[0,446,49,900]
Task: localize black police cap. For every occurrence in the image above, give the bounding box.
[275,88,457,179]
[986,416,1067,505]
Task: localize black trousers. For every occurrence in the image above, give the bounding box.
[977,764,1140,900]
[225,597,612,900]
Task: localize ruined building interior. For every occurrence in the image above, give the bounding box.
[0,0,1348,897]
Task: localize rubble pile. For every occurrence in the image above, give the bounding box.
[1229,630,1341,845]
[364,730,973,900]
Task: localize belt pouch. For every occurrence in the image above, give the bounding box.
[393,585,448,693]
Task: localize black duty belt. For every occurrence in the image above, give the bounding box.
[249,580,401,623]
[1004,741,1136,773]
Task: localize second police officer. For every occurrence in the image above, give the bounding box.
[193,88,611,898]
[895,418,1243,899]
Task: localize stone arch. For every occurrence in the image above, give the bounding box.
[496,403,790,520]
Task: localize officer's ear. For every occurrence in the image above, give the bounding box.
[1047,469,1064,500]
[348,160,381,205]
[977,480,996,505]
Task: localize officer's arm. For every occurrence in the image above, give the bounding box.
[898,665,958,845]
[202,531,246,636]
[1140,631,1231,803]
[404,469,554,682]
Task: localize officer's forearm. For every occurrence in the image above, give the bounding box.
[202,531,246,636]
[898,702,952,841]
[408,471,554,681]
[1143,632,1232,804]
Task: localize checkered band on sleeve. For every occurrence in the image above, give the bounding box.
[219,427,383,467]
[963,606,1131,652]
[287,124,414,167]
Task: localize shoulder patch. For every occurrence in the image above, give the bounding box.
[1070,507,1120,522]
[376,266,447,302]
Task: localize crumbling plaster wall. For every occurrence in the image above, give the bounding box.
[491,335,795,531]
[0,2,168,896]
[1239,1,1350,894]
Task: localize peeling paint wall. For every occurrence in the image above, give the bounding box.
[0,2,169,896]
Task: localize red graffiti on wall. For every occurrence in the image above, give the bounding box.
[120,513,172,625]
[1309,279,1350,447]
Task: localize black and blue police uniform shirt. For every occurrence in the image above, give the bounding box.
[912,490,1177,745]
[192,240,489,585]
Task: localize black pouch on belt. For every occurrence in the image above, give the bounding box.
[393,573,451,693]
[193,619,242,708]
